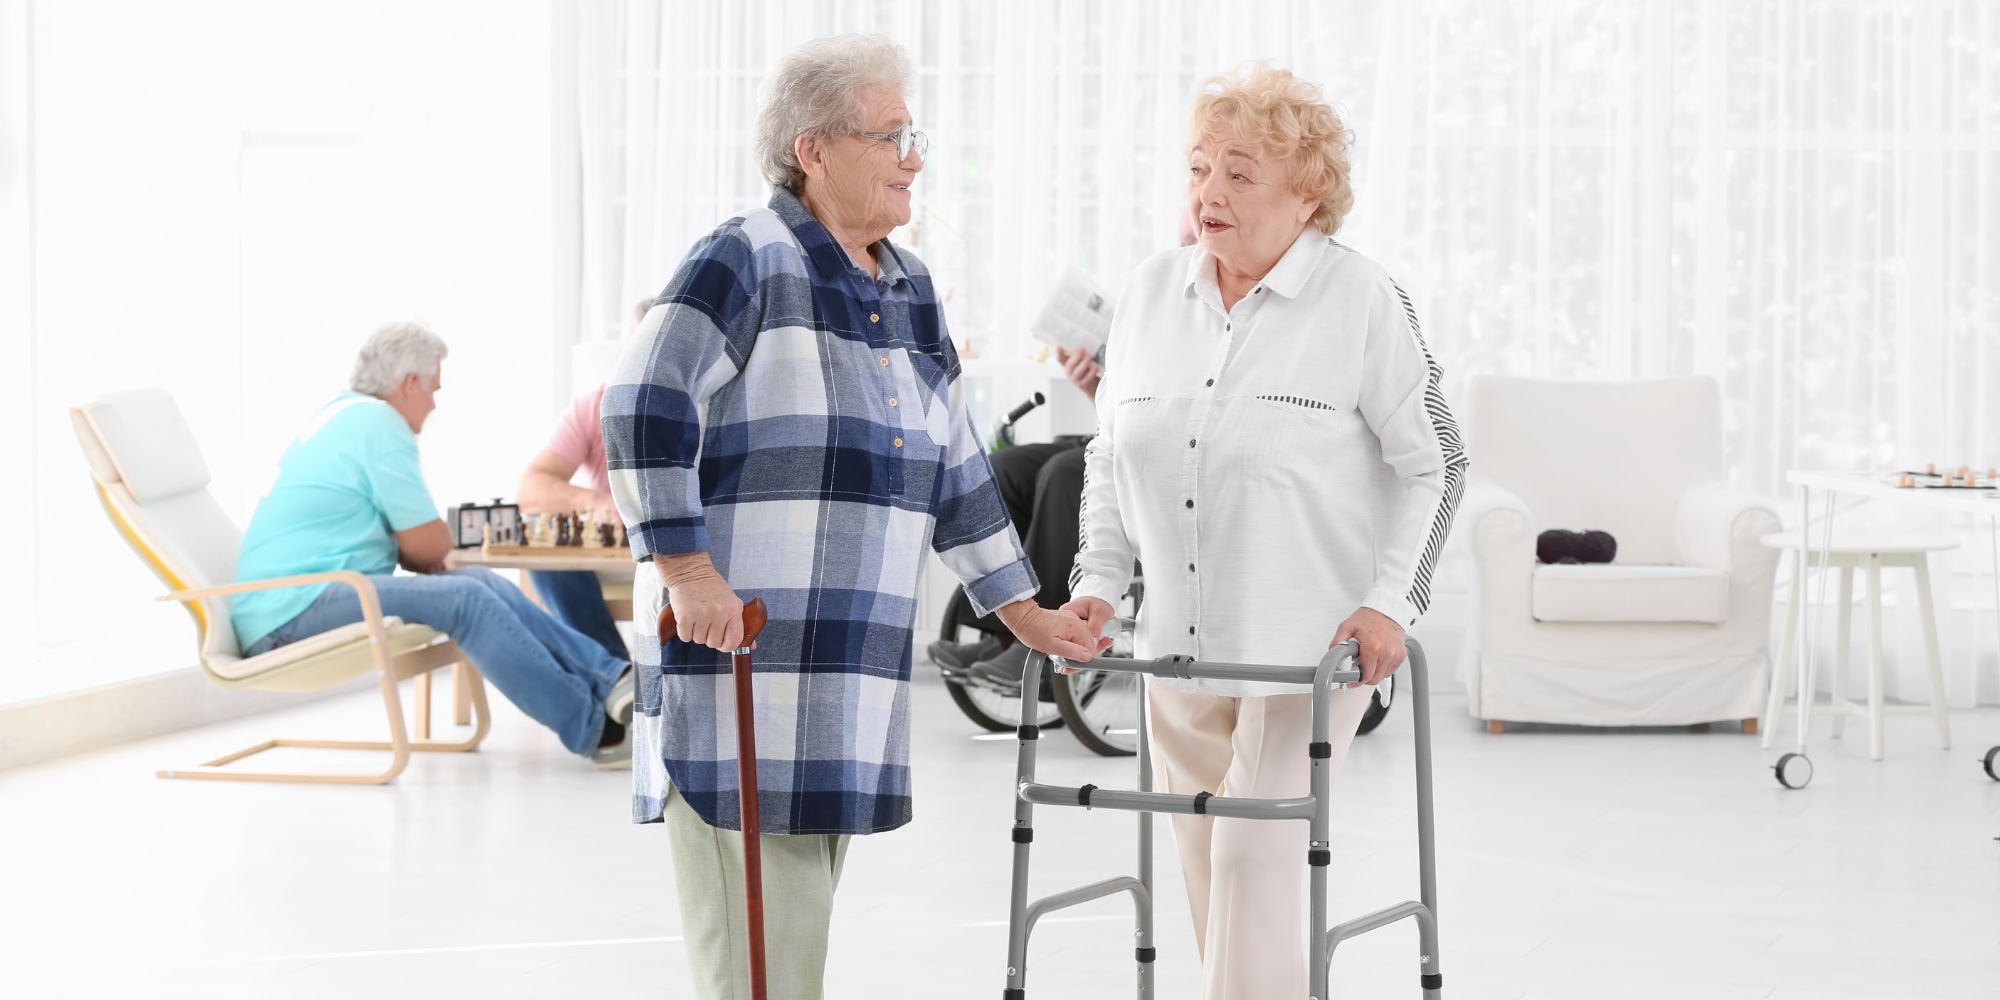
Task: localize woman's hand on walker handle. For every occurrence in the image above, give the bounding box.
[1332,607,1406,686]
[997,599,1105,666]
[1052,597,1118,674]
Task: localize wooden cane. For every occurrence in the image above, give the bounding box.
[659,594,771,1000]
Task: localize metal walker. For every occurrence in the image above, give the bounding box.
[1000,633,1445,999]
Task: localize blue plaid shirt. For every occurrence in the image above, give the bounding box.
[605,189,1038,835]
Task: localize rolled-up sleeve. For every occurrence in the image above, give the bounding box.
[603,233,762,562]
[928,340,1038,617]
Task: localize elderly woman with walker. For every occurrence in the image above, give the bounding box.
[1026,62,1470,999]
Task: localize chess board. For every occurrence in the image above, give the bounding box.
[480,543,633,559]
[1887,465,1999,490]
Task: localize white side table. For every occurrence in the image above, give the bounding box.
[1757,533,1955,760]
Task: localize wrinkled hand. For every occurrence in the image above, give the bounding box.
[997,600,1103,665]
[1055,346,1102,400]
[1054,597,1117,674]
[1332,607,1406,686]
[658,557,745,652]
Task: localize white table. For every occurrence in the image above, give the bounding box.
[1776,470,2000,787]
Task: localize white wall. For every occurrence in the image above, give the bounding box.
[9,0,559,703]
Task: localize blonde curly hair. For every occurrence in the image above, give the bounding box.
[1189,62,1355,235]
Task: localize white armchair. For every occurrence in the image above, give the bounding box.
[1463,376,1782,731]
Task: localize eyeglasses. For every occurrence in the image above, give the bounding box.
[852,123,928,161]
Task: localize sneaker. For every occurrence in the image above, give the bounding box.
[966,643,1033,693]
[927,634,1005,673]
[591,715,632,769]
[604,664,636,726]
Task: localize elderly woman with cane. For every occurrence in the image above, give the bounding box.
[1064,62,1469,998]
[604,35,1099,1000]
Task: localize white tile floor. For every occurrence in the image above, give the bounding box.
[3,665,1998,1000]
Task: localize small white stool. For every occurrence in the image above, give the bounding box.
[1757,533,1954,759]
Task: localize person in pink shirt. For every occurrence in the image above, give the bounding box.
[518,380,627,663]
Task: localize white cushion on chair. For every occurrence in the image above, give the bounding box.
[1531,563,1731,624]
[73,386,214,503]
[1468,376,1722,565]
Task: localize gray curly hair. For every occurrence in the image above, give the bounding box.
[349,321,448,397]
[755,35,911,194]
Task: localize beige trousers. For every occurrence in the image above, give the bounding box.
[663,787,850,1000]
[1145,680,1373,1000]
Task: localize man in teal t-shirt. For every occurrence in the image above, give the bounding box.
[234,322,635,766]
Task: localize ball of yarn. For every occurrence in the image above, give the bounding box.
[1536,529,1618,565]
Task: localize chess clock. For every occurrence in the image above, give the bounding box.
[446,498,523,548]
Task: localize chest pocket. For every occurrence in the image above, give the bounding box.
[1110,396,1182,487]
[1215,396,1343,489]
[892,347,952,443]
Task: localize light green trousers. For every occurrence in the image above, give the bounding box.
[664,787,850,1000]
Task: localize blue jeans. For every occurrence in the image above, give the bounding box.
[527,570,630,663]
[245,567,629,754]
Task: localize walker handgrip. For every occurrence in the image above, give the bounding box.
[658,595,769,646]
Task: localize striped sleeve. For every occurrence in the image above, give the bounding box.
[601,228,761,562]
[1354,272,1468,627]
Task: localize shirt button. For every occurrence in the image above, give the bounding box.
[893,437,903,448]
[1187,562,1196,572]
[1225,323,1232,331]
[879,357,890,367]
[1187,626,1196,636]
[1184,498,1194,509]
[870,313,880,323]
[888,397,899,407]
[1188,438,1197,448]
[1205,379,1215,388]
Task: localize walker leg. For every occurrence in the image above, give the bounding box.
[1004,654,1046,998]
[1135,688,1155,997]
[1309,667,1335,1000]
[1410,640,1444,998]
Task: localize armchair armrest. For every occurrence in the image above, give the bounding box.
[1674,484,1782,571]
[159,571,392,639]
[1462,480,1536,565]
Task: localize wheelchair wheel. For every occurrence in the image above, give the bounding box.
[936,591,1061,733]
[1355,672,1395,736]
[1052,664,1141,757]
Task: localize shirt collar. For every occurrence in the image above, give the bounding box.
[1180,226,1331,302]
[1257,228,1331,299]
[768,187,910,287]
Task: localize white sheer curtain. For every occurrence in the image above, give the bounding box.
[565,0,2000,699]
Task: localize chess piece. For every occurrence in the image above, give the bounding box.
[1898,474,1914,488]
[1959,465,1972,479]
[1925,463,1937,475]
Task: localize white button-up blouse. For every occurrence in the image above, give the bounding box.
[1069,230,1468,698]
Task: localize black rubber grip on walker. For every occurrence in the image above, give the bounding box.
[1017,724,1039,741]
[1012,827,1033,844]
[1308,848,1331,867]
[1309,740,1333,759]
[1422,973,1443,990]
[1078,784,1097,807]
[1191,791,1212,814]
[1135,947,1156,963]
[1004,990,1025,1000]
